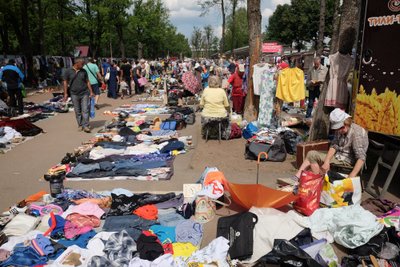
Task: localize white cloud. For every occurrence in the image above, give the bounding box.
[272,0,291,5]
[164,0,200,12]
[170,7,202,19]
[262,8,273,18]
[214,25,223,38]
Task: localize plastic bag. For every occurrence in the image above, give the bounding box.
[320,175,362,208]
[263,239,322,267]
[242,122,258,139]
[294,171,323,216]
[89,97,95,119]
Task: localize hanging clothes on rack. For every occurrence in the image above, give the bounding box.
[253,64,269,96]
[257,64,278,128]
[324,52,353,109]
[276,67,305,102]
[242,57,249,95]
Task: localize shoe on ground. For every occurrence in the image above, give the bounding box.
[78,126,83,132]
[95,104,100,110]
[83,127,91,133]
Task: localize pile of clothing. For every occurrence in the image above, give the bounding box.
[48,110,190,181]
[0,126,23,152]
[23,95,71,123]
[104,104,172,117]
[0,188,230,267]
[0,118,43,153]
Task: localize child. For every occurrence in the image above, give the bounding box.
[119,78,129,99]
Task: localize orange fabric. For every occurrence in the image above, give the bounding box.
[228,183,298,210]
[133,204,158,220]
[204,171,230,191]
[204,171,297,210]
[25,191,47,203]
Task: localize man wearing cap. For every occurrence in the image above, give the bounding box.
[296,108,368,178]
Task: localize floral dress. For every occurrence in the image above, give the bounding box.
[257,66,277,128]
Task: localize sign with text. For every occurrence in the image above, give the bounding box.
[354,0,400,136]
[262,42,283,53]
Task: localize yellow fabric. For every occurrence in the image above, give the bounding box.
[172,242,198,258]
[200,88,229,118]
[276,67,306,102]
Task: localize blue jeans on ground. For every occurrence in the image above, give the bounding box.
[71,93,90,128]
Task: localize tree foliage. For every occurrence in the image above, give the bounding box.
[265,0,335,51]
[225,7,248,52]
[0,0,191,59]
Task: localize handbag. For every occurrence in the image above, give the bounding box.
[160,120,177,130]
[194,195,231,224]
[138,77,148,87]
[104,68,110,82]
[217,212,258,260]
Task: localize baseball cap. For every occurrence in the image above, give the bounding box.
[329,108,351,130]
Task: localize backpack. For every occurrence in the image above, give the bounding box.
[244,137,287,162]
[185,113,196,125]
[229,123,242,139]
[242,123,259,140]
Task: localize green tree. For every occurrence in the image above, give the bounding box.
[191,27,203,58]
[225,7,248,52]
[198,0,227,53]
[265,0,335,51]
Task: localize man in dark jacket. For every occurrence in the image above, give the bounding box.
[63,57,94,133]
[0,59,25,115]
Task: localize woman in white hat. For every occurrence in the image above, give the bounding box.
[295,108,369,178]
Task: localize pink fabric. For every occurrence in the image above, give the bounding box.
[64,221,92,239]
[69,202,105,219]
[325,52,353,109]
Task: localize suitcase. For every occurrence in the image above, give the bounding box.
[296,140,329,168]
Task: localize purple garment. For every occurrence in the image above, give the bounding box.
[155,193,184,209]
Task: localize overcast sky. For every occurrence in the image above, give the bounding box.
[163,0,291,38]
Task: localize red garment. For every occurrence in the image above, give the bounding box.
[232,96,244,114]
[228,72,244,96]
[133,204,158,220]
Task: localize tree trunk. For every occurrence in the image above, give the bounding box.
[220,0,226,53]
[230,0,238,55]
[37,0,45,55]
[243,0,261,122]
[0,24,10,55]
[309,0,360,141]
[116,25,126,58]
[317,0,326,56]
[330,0,341,53]
[58,0,66,55]
[138,42,143,59]
[86,1,94,57]
[20,0,34,85]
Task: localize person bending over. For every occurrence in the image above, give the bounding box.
[296,108,368,178]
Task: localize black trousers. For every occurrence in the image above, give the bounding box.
[8,88,23,114]
[306,85,320,118]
